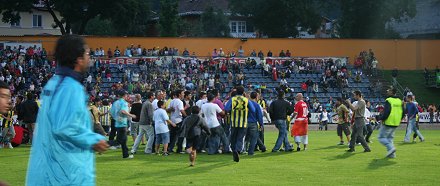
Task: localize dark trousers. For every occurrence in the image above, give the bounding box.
[168,122,183,152]
[230,127,247,153]
[364,124,374,142]
[349,118,370,150]
[256,128,266,151]
[245,123,259,155]
[109,119,117,141]
[116,127,129,158]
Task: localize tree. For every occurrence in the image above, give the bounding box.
[338,0,416,38]
[158,0,178,37]
[0,0,150,35]
[84,16,116,36]
[229,0,321,38]
[201,7,230,37]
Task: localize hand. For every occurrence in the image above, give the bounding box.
[131,114,137,119]
[345,99,351,104]
[93,140,109,153]
[171,123,177,127]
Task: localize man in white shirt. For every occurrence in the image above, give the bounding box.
[167,90,187,153]
[201,93,227,154]
[152,90,164,110]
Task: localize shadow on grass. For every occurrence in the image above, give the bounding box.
[397,142,417,146]
[367,158,397,170]
[124,161,231,180]
[325,152,355,160]
[435,144,440,146]
[314,145,347,151]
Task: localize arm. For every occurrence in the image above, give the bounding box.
[52,89,106,150]
[346,100,359,111]
[256,104,264,127]
[377,101,391,121]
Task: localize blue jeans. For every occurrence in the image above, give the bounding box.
[404,118,424,142]
[272,120,292,151]
[246,122,259,155]
[378,124,397,152]
[208,126,230,154]
[230,127,246,153]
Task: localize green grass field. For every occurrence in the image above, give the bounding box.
[2,129,440,186]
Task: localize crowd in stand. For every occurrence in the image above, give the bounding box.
[1,44,439,151]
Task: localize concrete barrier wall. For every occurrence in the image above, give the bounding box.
[1,36,439,70]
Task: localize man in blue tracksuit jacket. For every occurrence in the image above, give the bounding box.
[26,35,108,186]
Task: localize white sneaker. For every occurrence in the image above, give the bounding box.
[8,143,13,149]
[386,148,396,158]
[130,149,136,154]
[128,154,134,159]
[109,146,117,150]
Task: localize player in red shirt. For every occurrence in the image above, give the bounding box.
[291,93,309,151]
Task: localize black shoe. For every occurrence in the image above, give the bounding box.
[296,147,301,151]
[233,151,240,162]
[261,147,267,153]
[364,148,371,152]
[346,148,355,152]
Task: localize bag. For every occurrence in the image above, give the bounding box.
[187,116,200,139]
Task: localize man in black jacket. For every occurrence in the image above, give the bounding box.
[183,106,210,166]
[268,91,293,152]
[21,93,39,144]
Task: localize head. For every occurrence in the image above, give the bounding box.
[191,106,200,114]
[295,93,304,101]
[54,34,90,73]
[155,90,164,100]
[386,86,397,97]
[174,90,184,99]
[210,89,219,98]
[277,91,285,99]
[250,91,258,100]
[0,81,12,114]
[94,98,102,106]
[157,100,165,109]
[352,90,362,100]
[406,95,414,102]
[199,91,207,100]
[146,91,155,101]
[236,86,245,95]
[134,94,141,102]
[207,93,216,102]
[184,91,192,100]
[336,97,343,106]
[118,90,129,101]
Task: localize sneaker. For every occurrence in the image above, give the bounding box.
[130,149,136,154]
[261,147,267,152]
[364,148,371,152]
[128,154,134,159]
[296,147,301,152]
[162,152,170,156]
[201,150,206,153]
[271,149,279,153]
[386,148,396,158]
[346,148,355,152]
[109,146,117,150]
[7,143,13,149]
[233,151,240,162]
[337,141,344,145]
[420,138,425,142]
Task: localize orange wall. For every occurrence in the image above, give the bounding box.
[1,36,439,70]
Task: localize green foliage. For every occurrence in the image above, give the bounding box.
[84,16,116,36]
[159,0,178,37]
[229,0,321,38]
[2,130,440,185]
[0,0,151,36]
[201,7,230,37]
[338,0,416,38]
[177,19,203,37]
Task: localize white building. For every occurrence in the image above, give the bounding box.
[0,5,61,36]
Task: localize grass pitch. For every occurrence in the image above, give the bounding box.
[1,129,439,185]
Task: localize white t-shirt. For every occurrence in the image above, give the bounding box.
[154,108,169,134]
[201,102,222,128]
[168,98,184,123]
[152,99,159,110]
[321,111,329,122]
